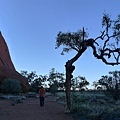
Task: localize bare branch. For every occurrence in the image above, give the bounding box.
[71,46,79,52]
[95,30,105,41]
[103,34,110,50]
[91,44,120,66]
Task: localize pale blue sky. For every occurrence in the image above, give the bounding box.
[0,0,120,87]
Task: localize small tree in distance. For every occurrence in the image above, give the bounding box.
[20,71,47,92]
[47,68,65,91]
[98,71,120,100]
[71,76,89,91]
[55,13,120,112]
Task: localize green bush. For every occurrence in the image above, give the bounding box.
[0,78,22,94]
[71,93,86,113]
[49,84,58,95]
[71,93,120,120]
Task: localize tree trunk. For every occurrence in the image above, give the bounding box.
[65,60,75,113]
[64,47,87,113]
[65,61,72,113]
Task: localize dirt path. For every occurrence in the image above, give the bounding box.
[0,95,74,120]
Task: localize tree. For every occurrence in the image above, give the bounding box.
[1,78,21,94]
[98,71,120,100]
[47,68,65,90]
[92,81,99,90]
[98,75,110,89]
[78,76,89,90]
[109,71,120,100]
[71,76,89,91]
[49,83,58,95]
[38,75,48,88]
[55,13,120,112]
[57,72,65,91]
[20,71,47,92]
[20,70,37,83]
[30,75,47,92]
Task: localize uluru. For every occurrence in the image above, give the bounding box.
[0,31,29,92]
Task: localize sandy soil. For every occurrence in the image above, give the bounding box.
[0,95,74,120]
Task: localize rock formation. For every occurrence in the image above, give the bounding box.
[0,32,29,92]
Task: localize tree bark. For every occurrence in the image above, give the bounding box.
[65,47,87,113]
[65,61,72,113]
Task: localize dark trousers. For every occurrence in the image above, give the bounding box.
[39,97,45,107]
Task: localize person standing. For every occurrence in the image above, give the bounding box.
[39,86,45,107]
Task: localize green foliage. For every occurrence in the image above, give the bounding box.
[71,92,120,120]
[56,28,89,55]
[29,79,41,92]
[49,84,58,95]
[71,76,89,91]
[71,93,90,112]
[102,13,120,42]
[97,71,120,101]
[0,78,22,94]
[48,68,65,90]
[20,71,38,83]
[20,71,47,92]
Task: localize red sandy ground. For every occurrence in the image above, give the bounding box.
[0,95,74,120]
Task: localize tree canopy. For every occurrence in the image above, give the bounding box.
[56,13,120,65]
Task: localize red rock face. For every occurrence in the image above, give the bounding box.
[0,32,29,93]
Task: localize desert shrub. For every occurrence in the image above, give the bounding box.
[89,106,120,120]
[49,84,58,95]
[104,89,120,101]
[71,93,120,120]
[0,78,22,94]
[73,103,120,120]
[71,93,89,113]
